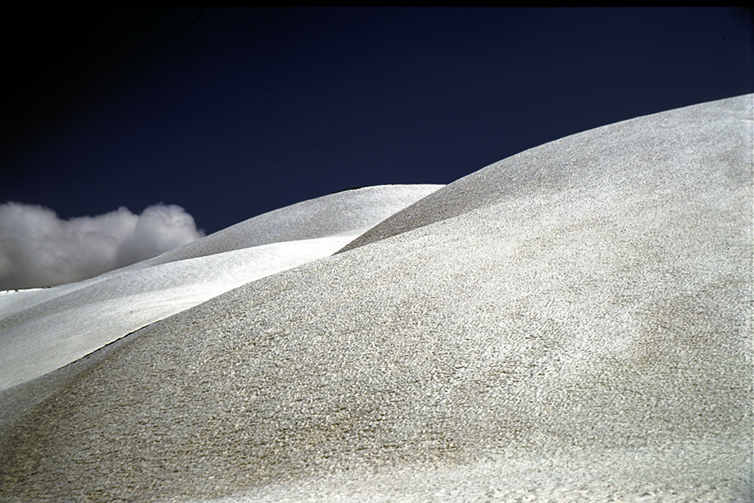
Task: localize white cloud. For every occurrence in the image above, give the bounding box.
[0,203,204,290]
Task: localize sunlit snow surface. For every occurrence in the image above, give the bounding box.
[0,236,355,390]
[0,185,442,390]
[0,97,751,502]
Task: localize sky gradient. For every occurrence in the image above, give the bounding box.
[2,7,753,235]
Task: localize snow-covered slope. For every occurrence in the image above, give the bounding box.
[0,95,751,502]
[0,236,350,390]
[128,184,443,269]
[0,185,442,390]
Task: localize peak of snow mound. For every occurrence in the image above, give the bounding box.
[338,94,753,253]
[0,95,751,501]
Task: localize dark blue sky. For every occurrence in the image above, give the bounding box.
[2,7,752,234]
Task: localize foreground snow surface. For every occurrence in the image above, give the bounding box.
[204,438,749,503]
[0,97,750,502]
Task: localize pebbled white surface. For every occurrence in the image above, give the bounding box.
[0,96,750,502]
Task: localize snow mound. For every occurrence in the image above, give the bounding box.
[0,96,751,502]
[339,95,752,253]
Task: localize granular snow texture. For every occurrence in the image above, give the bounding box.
[0,95,751,502]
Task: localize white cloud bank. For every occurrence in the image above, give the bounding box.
[0,203,205,290]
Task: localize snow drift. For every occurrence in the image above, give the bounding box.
[0,95,751,502]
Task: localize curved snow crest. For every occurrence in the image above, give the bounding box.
[127,184,443,270]
[0,235,357,391]
[338,93,754,253]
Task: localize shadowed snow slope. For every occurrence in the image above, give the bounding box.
[0,95,751,502]
[0,185,441,390]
